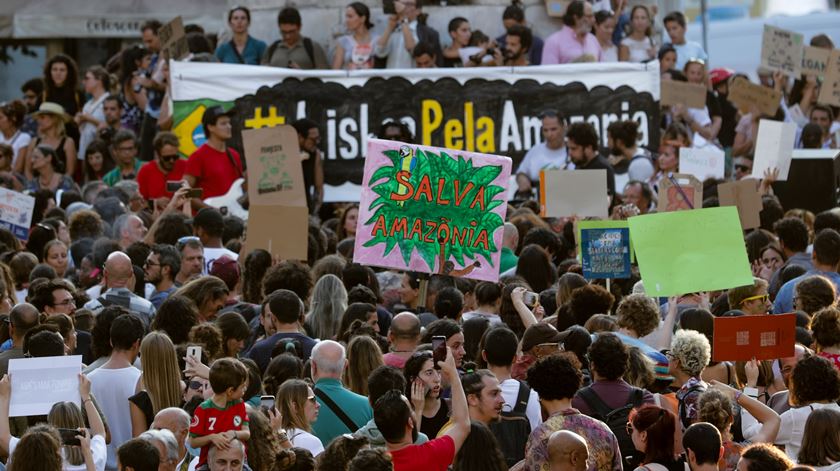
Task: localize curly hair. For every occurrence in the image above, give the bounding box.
[316,434,369,471]
[246,407,283,471]
[812,307,840,350]
[670,329,711,377]
[588,333,628,380]
[68,209,103,241]
[616,294,660,337]
[740,443,794,471]
[263,261,314,306]
[151,295,199,345]
[795,276,837,315]
[527,352,582,400]
[189,323,224,362]
[697,388,734,432]
[790,355,840,406]
[9,424,62,471]
[569,284,615,326]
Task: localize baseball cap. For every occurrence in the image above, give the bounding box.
[521,323,563,353]
[210,255,240,291]
[188,207,225,232]
[202,105,235,130]
[709,68,734,87]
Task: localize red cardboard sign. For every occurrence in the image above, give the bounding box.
[712,314,796,362]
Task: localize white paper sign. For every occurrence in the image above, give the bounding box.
[679,147,726,180]
[540,169,609,218]
[0,188,35,241]
[751,120,797,181]
[8,355,81,417]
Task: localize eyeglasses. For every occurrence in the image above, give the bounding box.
[188,380,204,390]
[53,298,76,307]
[740,294,769,305]
[734,164,751,172]
[160,154,179,163]
[144,259,160,267]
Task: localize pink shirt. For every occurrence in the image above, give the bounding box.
[542,26,602,64]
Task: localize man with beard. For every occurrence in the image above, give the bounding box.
[138,132,187,201]
[145,244,180,309]
[292,118,324,214]
[567,122,616,197]
[97,96,123,144]
[501,25,532,66]
[516,111,570,184]
[542,0,601,64]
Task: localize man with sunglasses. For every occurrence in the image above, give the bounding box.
[137,131,186,202]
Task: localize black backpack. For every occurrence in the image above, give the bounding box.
[489,381,532,468]
[577,386,645,469]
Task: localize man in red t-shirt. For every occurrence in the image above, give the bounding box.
[185,106,243,204]
[374,346,471,471]
[137,131,187,201]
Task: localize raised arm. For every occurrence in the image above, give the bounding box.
[440,347,470,453]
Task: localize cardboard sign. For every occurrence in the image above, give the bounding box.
[545,0,570,17]
[818,49,840,107]
[679,147,725,181]
[661,80,708,109]
[354,139,512,282]
[9,356,81,417]
[751,119,797,181]
[718,178,762,230]
[760,25,804,77]
[158,16,189,60]
[244,205,308,261]
[242,125,306,207]
[0,188,34,240]
[728,77,783,116]
[580,226,631,279]
[712,314,796,362]
[802,46,830,76]
[540,169,609,219]
[658,173,702,212]
[628,207,754,296]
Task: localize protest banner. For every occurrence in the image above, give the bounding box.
[658,173,702,212]
[8,355,81,417]
[679,147,725,180]
[818,49,840,107]
[579,223,632,279]
[728,76,783,116]
[170,61,660,202]
[628,207,753,296]
[241,125,308,261]
[0,188,35,240]
[713,314,796,362]
[751,119,797,181]
[718,178,762,230]
[660,80,707,109]
[158,16,189,60]
[802,46,830,77]
[354,139,511,282]
[539,169,609,218]
[760,25,804,77]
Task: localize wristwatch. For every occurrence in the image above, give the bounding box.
[743,387,759,398]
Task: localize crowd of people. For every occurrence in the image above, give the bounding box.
[0,0,839,471]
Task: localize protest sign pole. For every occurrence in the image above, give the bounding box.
[606,278,611,293]
[417,275,430,313]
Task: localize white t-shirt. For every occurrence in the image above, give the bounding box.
[87,366,142,470]
[289,428,324,456]
[78,93,109,161]
[0,131,31,169]
[9,433,107,471]
[516,143,571,181]
[621,36,655,63]
[203,247,239,275]
[499,378,542,431]
[775,402,840,461]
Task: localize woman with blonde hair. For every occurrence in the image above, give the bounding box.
[24,103,76,180]
[342,335,384,396]
[129,332,184,436]
[276,379,324,456]
[305,274,347,340]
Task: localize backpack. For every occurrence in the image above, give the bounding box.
[489,381,532,468]
[266,37,315,67]
[677,383,707,430]
[577,386,645,469]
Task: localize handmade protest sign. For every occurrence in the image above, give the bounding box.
[760,25,804,77]
[751,119,796,181]
[818,49,840,107]
[658,173,702,212]
[660,80,707,109]
[539,169,609,218]
[245,205,309,261]
[576,220,634,262]
[802,46,830,77]
[713,314,796,362]
[9,355,81,417]
[0,188,34,240]
[354,139,511,281]
[579,224,631,279]
[718,178,762,230]
[158,16,189,60]
[628,207,753,296]
[679,147,725,180]
[728,77,783,116]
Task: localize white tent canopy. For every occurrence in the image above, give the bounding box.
[2,0,226,38]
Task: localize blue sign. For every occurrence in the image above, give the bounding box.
[580,227,631,279]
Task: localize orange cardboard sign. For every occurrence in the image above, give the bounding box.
[712,314,796,362]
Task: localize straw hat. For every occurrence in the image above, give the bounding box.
[32,102,71,122]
